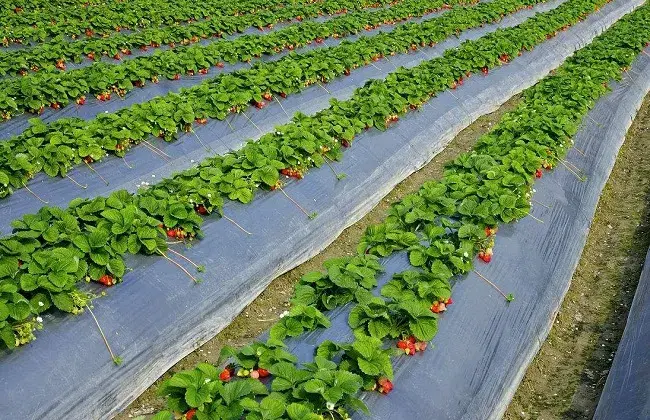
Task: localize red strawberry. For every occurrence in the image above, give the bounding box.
[196,205,208,215]
[535,169,543,178]
[167,229,177,238]
[444,297,453,306]
[98,274,114,286]
[219,369,231,382]
[377,377,393,394]
[216,62,225,68]
[50,102,61,110]
[173,74,181,80]
[478,252,492,263]
[481,67,489,75]
[279,92,287,98]
[257,368,270,377]
[76,96,86,105]
[185,408,197,420]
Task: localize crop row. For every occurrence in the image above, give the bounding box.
[0,0,546,200]
[149,4,650,418]
[0,0,467,118]
[0,0,398,77]
[0,0,299,45]
[0,0,618,352]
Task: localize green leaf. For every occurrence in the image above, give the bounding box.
[409,318,438,341]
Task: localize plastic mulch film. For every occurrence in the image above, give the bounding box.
[0,0,644,419]
[594,244,650,420]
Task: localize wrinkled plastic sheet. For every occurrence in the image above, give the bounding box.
[594,245,650,420]
[0,0,642,419]
[0,3,454,139]
[0,0,563,235]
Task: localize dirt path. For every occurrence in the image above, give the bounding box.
[504,93,650,419]
[117,97,524,419]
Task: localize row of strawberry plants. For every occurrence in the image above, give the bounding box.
[0,0,288,32]
[0,0,613,352]
[0,0,546,200]
[0,0,300,46]
[0,0,446,82]
[150,5,650,419]
[0,0,391,55]
[0,0,398,78]
[0,0,468,118]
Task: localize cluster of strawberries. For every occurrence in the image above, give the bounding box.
[280,167,304,180]
[430,297,453,314]
[165,227,188,239]
[396,335,427,355]
[375,377,394,394]
[218,366,270,382]
[478,226,498,263]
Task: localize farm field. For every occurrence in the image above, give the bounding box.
[1,0,649,419]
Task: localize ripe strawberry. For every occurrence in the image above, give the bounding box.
[196,204,208,215]
[167,229,177,238]
[481,67,489,75]
[257,368,270,377]
[76,96,86,105]
[50,102,61,110]
[199,68,209,75]
[219,369,231,381]
[173,74,181,80]
[98,274,114,286]
[55,60,66,70]
[262,92,272,101]
[279,92,287,98]
[185,408,197,420]
[478,252,492,263]
[254,101,266,109]
[216,62,225,68]
[113,53,121,60]
[377,377,393,394]
[535,169,543,178]
[187,69,195,76]
[444,297,453,306]
[341,139,350,148]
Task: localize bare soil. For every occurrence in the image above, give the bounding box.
[116,96,524,419]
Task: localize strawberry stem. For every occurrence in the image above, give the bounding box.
[473,270,513,302]
[191,130,215,153]
[322,155,346,180]
[158,250,200,283]
[86,304,122,365]
[527,212,545,224]
[167,248,201,269]
[122,156,133,168]
[84,160,109,185]
[558,159,587,181]
[226,115,236,132]
[142,140,171,160]
[278,185,316,219]
[241,111,263,135]
[21,181,48,203]
[222,213,252,235]
[316,81,331,95]
[572,146,586,157]
[274,96,291,118]
[66,174,87,189]
[532,199,552,209]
